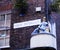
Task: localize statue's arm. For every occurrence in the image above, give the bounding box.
[31,27,40,35]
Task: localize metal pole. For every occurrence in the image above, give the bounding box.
[45,0,52,22]
[45,0,49,22]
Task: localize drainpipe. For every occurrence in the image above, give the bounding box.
[45,0,51,22]
[45,0,49,21]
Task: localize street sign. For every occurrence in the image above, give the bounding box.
[14,19,41,29]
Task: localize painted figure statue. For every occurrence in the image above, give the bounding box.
[32,17,50,35]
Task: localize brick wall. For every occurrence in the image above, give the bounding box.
[0,0,12,11]
[10,0,45,49]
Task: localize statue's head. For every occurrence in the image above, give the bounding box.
[43,17,46,22]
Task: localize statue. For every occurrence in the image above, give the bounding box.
[32,17,50,35]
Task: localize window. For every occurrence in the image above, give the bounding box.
[0,14,11,28]
[0,15,5,21]
[0,13,11,48]
[0,30,10,47]
[0,14,11,21]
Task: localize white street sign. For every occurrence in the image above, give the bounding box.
[14,19,41,29]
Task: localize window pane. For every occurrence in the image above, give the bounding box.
[6,14,11,20]
[0,30,10,37]
[0,15,5,21]
[0,31,6,37]
[0,30,10,47]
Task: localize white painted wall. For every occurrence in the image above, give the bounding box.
[30,34,56,49]
[0,10,11,15]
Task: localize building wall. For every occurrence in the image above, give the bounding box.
[0,0,12,11]
[51,12,60,50]
[10,0,45,49]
